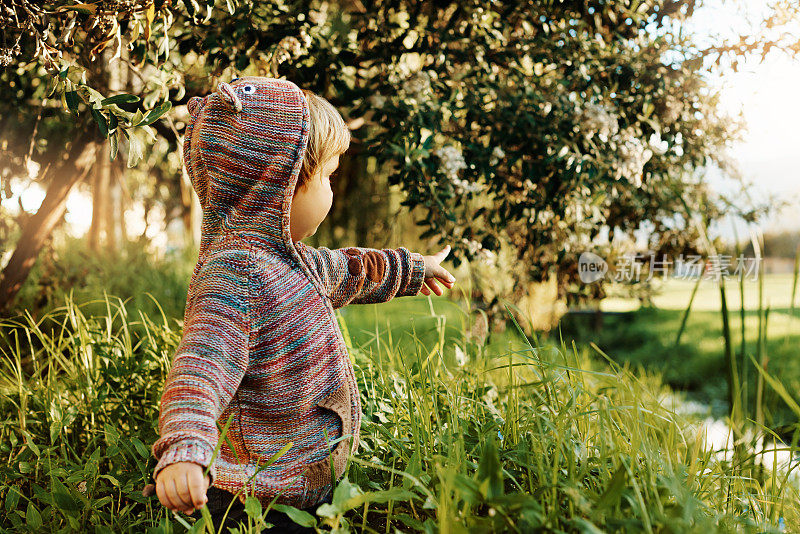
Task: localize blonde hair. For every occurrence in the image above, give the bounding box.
[297,89,351,190]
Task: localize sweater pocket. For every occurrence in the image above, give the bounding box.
[303,380,354,495]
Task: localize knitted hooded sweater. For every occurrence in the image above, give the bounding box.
[150,77,426,509]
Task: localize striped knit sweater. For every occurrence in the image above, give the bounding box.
[150,77,426,509]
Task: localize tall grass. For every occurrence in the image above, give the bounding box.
[0,292,798,533]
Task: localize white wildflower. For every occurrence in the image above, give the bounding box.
[402,70,432,101]
[298,27,312,48]
[434,145,468,185]
[663,94,683,123]
[461,237,482,255]
[274,33,309,65]
[478,248,497,267]
[579,101,619,143]
[454,345,467,367]
[488,146,505,166]
[451,177,484,194]
[461,238,496,267]
[369,94,387,109]
[614,127,653,187]
[77,481,87,494]
[648,132,669,155]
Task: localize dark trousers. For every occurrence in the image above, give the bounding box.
[190,486,328,533]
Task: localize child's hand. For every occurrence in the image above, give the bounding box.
[421,245,456,296]
[155,462,210,515]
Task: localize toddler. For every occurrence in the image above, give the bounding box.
[150,77,456,532]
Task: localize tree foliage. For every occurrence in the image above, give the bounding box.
[2,0,797,311]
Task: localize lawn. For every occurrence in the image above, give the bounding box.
[558,274,800,431]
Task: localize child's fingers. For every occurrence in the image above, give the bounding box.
[156,478,177,512]
[167,477,193,513]
[437,268,456,284]
[426,278,443,296]
[187,470,209,511]
[420,284,431,295]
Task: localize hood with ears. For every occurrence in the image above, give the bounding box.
[184,76,310,260]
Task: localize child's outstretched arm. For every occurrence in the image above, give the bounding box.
[295,242,455,309]
[150,251,250,500]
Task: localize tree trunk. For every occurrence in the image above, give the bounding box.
[116,159,128,247]
[0,130,100,314]
[88,158,101,251]
[89,150,112,253]
[105,154,117,254]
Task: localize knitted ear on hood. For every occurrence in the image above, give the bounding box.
[187,96,206,119]
[216,81,243,112]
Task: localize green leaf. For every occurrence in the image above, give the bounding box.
[271,504,316,527]
[199,506,214,533]
[25,502,42,530]
[65,91,80,114]
[129,109,145,127]
[93,496,113,508]
[100,94,140,106]
[748,352,800,419]
[130,437,149,458]
[79,85,106,107]
[24,433,40,457]
[568,517,606,534]
[5,486,20,512]
[108,112,118,132]
[476,437,503,499]
[127,130,144,168]
[104,423,119,446]
[52,477,82,512]
[318,478,415,518]
[244,495,262,519]
[50,421,60,443]
[140,101,172,126]
[100,474,120,488]
[595,464,627,511]
[91,108,108,138]
[109,133,119,161]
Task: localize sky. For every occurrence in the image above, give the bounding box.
[4,1,800,247]
[687,0,800,239]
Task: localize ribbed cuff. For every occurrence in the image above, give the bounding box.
[399,251,426,297]
[152,438,218,486]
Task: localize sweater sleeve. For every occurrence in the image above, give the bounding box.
[150,254,250,486]
[295,243,426,309]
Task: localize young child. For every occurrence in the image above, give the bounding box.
[149,77,456,531]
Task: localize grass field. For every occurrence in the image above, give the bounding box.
[560,274,800,430]
[2,291,798,532]
[601,274,800,312]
